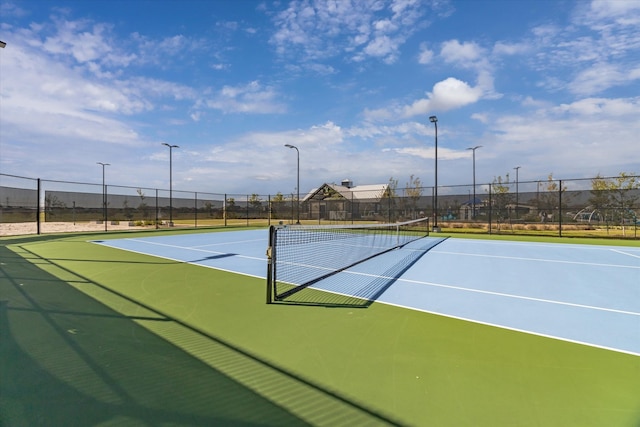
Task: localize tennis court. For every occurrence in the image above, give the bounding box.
[2,228,639,426]
[95,230,640,356]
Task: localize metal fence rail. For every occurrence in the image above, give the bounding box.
[1,173,638,239]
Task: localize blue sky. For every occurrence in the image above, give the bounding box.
[0,0,639,196]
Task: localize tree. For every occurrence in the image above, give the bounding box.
[490,174,512,221]
[270,192,286,219]
[590,172,639,227]
[380,177,399,222]
[405,175,423,219]
[249,194,262,208]
[123,198,133,220]
[226,197,236,219]
[249,194,262,216]
[203,201,213,217]
[137,189,149,220]
[536,174,568,222]
[44,194,66,220]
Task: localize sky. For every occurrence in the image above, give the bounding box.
[0,0,639,197]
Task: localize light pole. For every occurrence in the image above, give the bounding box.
[466,145,482,219]
[97,162,110,231]
[514,166,521,219]
[284,144,300,224]
[162,143,179,226]
[429,115,439,231]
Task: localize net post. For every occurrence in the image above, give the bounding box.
[266,225,275,304]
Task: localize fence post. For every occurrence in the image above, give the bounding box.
[488,184,492,235]
[195,192,198,228]
[224,194,227,227]
[37,178,41,235]
[105,185,108,232]
[351,192,354,224]
[558,180,563,237]
[155,189,159,229]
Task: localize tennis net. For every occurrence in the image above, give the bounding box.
[266,217,430,303]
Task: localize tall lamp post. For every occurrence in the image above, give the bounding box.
[97,162,110,231]
[162,143,179,226]
[429,115,439,231]
[514,166,521,219]
[466,145,482,219]
[284,144,300,224]
[0,42,5,227]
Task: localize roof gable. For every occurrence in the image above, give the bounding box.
[302,182,388,201]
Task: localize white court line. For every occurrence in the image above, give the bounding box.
[610,248,640,260]
[112,238,265,262]
[432,250,640,269]
[379,299,640,357]
[192,238,265,248]
[92,241,266,279]
[335,269,640,316]
[450,238,640,252]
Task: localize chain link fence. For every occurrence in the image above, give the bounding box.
[1,173,638,239]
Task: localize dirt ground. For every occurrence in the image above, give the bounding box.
[0,221,147,237]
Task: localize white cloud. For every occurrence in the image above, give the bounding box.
[522,1,640,96]
[471,113,488,124]
[435,39,498,99]
[554,97,640,116]
[268,0,431,65]
[402,77,483,117]
[204,81,286,114]
[362,76,487,121]
[430,77,484,109]
[583,0,640,22]
[43,19,113,63]
[393,146,469,161]
[492,41,530,56]
[0,2,28,17]
[417,42,433,64]
[191,121,348,188]
[362,35,400,63]
[440,39,484,64]
[521,96,551,109]
[362,106,396,122]
[568,63,628,95]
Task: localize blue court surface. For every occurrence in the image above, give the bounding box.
[94,230,640,356]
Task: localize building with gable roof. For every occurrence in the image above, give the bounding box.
[302,179,390,221]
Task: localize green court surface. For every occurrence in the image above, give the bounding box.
[1,230,639,426]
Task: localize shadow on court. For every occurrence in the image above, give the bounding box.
[0,241,404,426]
